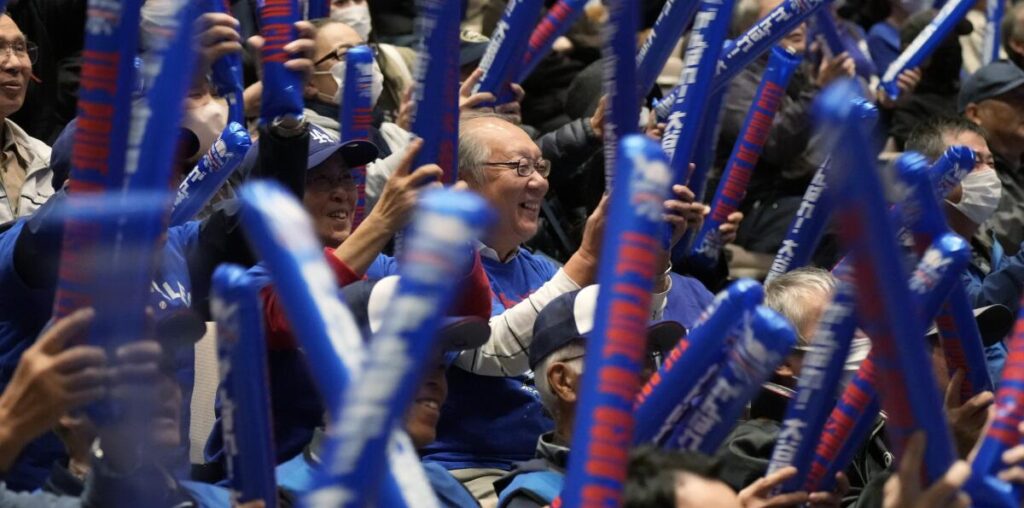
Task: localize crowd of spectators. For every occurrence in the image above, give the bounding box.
[0,0,1022,506]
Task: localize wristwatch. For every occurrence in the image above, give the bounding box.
[270,115,308,138]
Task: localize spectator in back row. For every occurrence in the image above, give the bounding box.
[720,0,855,256]
[1002,2,1024,71]
[888,9,971,150]
[422,112,712,506]
[0,14,53,224]
[959,60,1024,257]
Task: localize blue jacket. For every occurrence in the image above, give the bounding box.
[662,273,715,331]
[0,202,202,490]
[963,236,1024,318]
[962,235,1024,384]
[275,435,478,507]
[493,432,569,508]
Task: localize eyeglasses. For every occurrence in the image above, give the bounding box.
[0,40,37,65]
[483,158,551,178]
[313,43,379,67]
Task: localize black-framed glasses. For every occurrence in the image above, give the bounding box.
[313,43,379,67]
[483,158,551,178]
[0,40,37,65]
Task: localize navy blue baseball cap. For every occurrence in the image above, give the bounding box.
[306,123,379,169]
[460,30,490,68]
[958,60,1024,112]
[528,285,686,370]
[342,276,490,357]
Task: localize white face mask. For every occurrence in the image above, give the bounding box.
[313,58,384,108]
[948,168,1002,225]
[331,3,372,41]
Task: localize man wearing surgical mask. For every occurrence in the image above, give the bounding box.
[906,116,1024,381]
[328,0,419,115]
[304,18,416,212]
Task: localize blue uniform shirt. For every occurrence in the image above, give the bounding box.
[0,215,202,490]
[422,248,557,471]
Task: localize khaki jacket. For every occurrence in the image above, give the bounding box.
[0,119,52,223]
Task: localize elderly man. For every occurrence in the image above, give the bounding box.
[494,285,841,508]
[959,61,1024,256]
[419,112,702,506]
[717,268,874,498]
[0,14,52,223]
[905,117,1020,310]
[274,276,488,507]
[492,285,686,507]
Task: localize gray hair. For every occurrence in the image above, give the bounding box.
[534,340,586,419]
[732,0,765,38]
[764,267,837,346]
[905,116,990,161]
[458,111,519,186]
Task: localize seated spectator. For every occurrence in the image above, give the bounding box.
[905,116,1023,380]
[45,313,234,507]
[0,14,54,224]
[717,0,854,256]
[422,112,705,505]
[0,308,188,506]
[959,61,1024,256]
[0,20,319,488]
[888,9,972,150]
[495,285,848,508]
[718,268,874,499]
[763,268,870,387]
[719,266,1013,502]
[303,19,399,150]
[5,0,84,144]
[274,275,488,508]
[866,0,916,76]
[492,285,686,507]
[300,19,500,212]
[202,128,445,468]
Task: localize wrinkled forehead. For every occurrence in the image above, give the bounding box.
[0,16,24,42]
[316,21,364,51]
[465,116,541,159]
[943,130,992,158]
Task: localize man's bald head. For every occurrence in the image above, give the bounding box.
[458,113,533,186]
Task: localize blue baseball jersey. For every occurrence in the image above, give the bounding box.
[422,248,556,470]
[204,253,397,470]
[0,217,201,490]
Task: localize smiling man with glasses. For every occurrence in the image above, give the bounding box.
[0,14,51,224]
[419,112,703,505]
